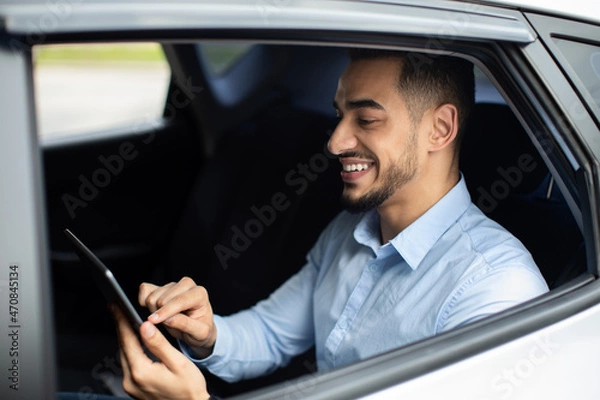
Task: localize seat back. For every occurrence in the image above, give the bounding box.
[151,105,342,395]
[155,105,341,311]
[460,103,584,287]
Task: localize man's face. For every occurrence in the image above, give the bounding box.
[329,57,423,213]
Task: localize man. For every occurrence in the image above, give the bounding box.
[113,49,549,399]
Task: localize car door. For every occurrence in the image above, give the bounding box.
[1,1,600,399]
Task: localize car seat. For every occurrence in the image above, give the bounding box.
[460,103,585,288]
[152,103,342,395]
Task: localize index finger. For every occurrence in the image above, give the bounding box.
[148,286,209,324]
[138,282,159,307]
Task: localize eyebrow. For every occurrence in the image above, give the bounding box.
[333,99,386,112]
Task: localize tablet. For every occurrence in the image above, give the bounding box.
[64,228,143,331]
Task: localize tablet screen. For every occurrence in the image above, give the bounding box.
[64,229,143,330]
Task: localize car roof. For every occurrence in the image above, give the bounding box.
[2,0,599,19]
[0,0,535,43]
[475,0,600,24]
[0,0,598,39]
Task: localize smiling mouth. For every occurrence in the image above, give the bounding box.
[342,163,372,172]
[339,159,375,182]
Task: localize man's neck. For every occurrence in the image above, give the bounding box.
[377,173,460,244]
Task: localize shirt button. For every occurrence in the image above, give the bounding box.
[369,263,378,272]
[339,320,349,330]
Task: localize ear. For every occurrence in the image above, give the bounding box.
[428,103,458,152]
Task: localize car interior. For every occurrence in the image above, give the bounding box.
[40,42,587,397]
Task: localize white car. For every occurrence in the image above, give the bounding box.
[1,0,600,399]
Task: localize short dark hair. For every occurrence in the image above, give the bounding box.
[348,49,474,148]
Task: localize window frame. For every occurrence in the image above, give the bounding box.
[526,13,600,128]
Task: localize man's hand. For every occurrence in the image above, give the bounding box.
[112,305,210,400]
[139,277,217,359]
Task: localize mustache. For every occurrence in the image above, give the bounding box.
[338,151,375,160]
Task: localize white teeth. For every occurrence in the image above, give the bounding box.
[344,163,370,172]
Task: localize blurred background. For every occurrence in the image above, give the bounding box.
[33,42,253,139]
[33,43,171,138]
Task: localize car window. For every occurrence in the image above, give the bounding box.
[33,42,171,138]
[198,42,253,76]
[552,37,600,119]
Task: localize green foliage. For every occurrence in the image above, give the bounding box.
[34,43,167,66]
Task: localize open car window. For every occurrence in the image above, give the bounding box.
[43,42,590,400]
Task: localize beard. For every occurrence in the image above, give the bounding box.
[341,132,418,213]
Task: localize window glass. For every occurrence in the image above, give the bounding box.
[33,43,170,137]
[198,42,253,75]
[553,37,600,119]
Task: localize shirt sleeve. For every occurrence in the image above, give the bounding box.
[180,260,318,382]
[437,263,549,332]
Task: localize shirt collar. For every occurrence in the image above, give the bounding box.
[354,175,472,270]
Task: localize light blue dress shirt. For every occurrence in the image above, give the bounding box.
[182,177,549,382]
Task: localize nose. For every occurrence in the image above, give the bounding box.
[327,119,358,156]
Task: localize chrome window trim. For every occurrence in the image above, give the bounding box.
[0,0,536,43]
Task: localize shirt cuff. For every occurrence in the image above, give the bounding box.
[179,315,232,369]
